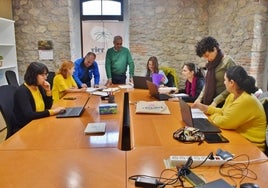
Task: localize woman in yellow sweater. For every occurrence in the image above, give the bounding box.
[193,65,266,151]
[52,60,86,102]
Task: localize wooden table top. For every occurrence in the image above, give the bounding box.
[0,87,267,187]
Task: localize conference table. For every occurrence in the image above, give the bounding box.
[0,87,267,188]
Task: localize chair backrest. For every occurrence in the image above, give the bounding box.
[258,92,268,155]
[47,71,55,89]
[5,70,19,87]
[0,85,19,139]
[160,66,179,88]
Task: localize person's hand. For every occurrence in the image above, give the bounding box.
[80,87,87,92]
[42,81,51,92]
[81,83,87,88]
[52,107,66,115]
[94,84,99,88]
[210,102,217,107]
[105,79,112,87]
[192,101,208,112]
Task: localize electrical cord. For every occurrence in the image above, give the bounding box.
[219,154,258,187]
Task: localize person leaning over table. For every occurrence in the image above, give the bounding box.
[52,60,87,102]
[193,65,266,151]
[13,62,66,129]
[194,36,236,107]
[145,56,168,85]
[73,52,100,88]
[105,35,135,86]
[177,63,205,102]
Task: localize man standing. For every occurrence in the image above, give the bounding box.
[105,36,135,86]
[73,52,100,88]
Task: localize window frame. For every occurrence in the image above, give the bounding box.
[80,0,124,21]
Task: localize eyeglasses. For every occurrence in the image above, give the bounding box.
[40,73,48,77]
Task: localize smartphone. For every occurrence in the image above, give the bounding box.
[181,168,205,186]
[63,97,76,100]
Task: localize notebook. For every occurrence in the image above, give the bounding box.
[146,80,172,101]
[56,96,90,118]
[84,122,106,135]
[133,76,152,89]
[195,179,233,188]
[179,99,221,133]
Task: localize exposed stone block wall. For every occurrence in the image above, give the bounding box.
[13,0,71,82]
[129,0,268,89]
[12,0,268,89]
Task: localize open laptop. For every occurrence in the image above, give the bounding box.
[146,80,172,101]
[133,76,152,89]
[179,99,221,133]
[56,96,90,118]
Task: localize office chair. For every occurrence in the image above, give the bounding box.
[160,66,179,88]
[47,71,55,89]
[0,85,20,139]
[5,70,19,87]
[257,92,268,156]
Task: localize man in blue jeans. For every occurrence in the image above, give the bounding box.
[73,52,100,88]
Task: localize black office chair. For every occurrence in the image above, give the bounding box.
[0,85,20,139]
[47,71,55,89]
[5,70,19,87]
[258,92,268,156]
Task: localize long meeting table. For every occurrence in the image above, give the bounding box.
[0,88,267,187]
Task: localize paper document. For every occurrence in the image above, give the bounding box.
[191,108,208,119]
[136,101,171,114]
[118,84,133,89]
[91,91,108,97]
[170,93,189,97]
[102,87,120,92]
[86,87,100,93]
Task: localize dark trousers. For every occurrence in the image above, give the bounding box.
[112,74,126,84]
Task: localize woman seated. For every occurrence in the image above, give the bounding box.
[178,63,205,102]
[14,62,65,129]
[145,56,168,86]
[193,65,266,151]
[52,60,87,102]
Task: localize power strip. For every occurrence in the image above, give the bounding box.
[169,155,227,167]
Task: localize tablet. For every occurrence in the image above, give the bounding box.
[204,133,229,143]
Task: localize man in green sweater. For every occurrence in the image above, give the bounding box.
[105,36,135,86]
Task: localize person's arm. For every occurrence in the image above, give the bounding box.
[105,49,112,80]
[72,59,84,87]
[15,85,50,123]
[92,61,100,86]
[159,70,168,84]
[207,94,252,129]
[127,49,135,79]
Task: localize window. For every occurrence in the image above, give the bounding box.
[80,0,123,21]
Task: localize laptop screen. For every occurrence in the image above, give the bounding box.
[179,99,194,127]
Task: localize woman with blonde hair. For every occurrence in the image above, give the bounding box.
[52,60,86,102]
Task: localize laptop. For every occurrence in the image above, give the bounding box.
[146,80,172,101]
[179,99,221,133]
[133,76,152,89]
[56,96,90,118]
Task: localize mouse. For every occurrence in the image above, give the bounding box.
[59,109,66,114]
[240,183,260,188]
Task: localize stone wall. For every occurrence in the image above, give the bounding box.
[13,0,72,82]
[129,0,268,89]
[12,0,268,89]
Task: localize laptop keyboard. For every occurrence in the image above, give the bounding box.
[193,118,220,132]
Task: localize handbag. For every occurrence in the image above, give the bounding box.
[173,126,205,143]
